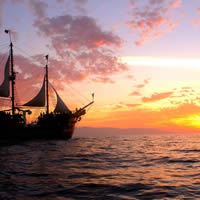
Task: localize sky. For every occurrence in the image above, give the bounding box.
[1,0,200,132]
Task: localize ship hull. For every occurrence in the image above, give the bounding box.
[0,123,75,141]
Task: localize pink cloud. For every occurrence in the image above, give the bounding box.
[192,18,200,27]
[129,91,141,96]
[77,49,127,76]
[129,79,150,96]
[111,102,141,110]
[192,8,200,28]
[135,79,150,89]
[92,76,114,84]
[170,0,182,8]
[128,0,182,46]
[28,0,48,19]
[3,1,128,84]
[126,74,134,80]
[33,14,127,83]
[125,103,141,107]
[31,54,86,84]
[35,15,122,50]
[142,91,173,102]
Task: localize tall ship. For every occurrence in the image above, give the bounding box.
[0,30,94,140]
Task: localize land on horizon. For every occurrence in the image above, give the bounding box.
[75,127,200,137]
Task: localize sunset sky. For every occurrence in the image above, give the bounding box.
[1,0,200,132]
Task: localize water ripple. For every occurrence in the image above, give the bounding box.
[0,135,200,199]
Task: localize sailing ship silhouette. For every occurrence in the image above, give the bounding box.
[0,30,94,140]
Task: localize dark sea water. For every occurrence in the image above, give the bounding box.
[1,134,200,199]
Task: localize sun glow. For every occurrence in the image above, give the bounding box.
[119,56,200,69]
[171,115,200,128]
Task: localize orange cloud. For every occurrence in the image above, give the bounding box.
[135,79,150,89]
[142,91,173,102]
[129,91,141,96]
[129,79,150,96]
[91,76,115,84]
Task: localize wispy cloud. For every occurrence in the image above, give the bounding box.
[56,0,88,13]
[142,91,173,102]
[192,7,200,27]
[129,91,141,96]
[28,0,48,19]
[105,102,141,111]
[129,79,150,96]
[128,0,182,46]
[91,76,115,84]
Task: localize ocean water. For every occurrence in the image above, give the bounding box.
[0,134,200,199]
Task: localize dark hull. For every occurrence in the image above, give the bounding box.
[0,123,75,141]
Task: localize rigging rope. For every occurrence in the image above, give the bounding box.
[15,46,91,105]
[0,43,9,48]
[0,46,7,52]
[13,45,93,110]
[67,83,90,102]
[64,84,87,106]
[0,53,7,67]
[14,46,43,67]
[86,103,93,112]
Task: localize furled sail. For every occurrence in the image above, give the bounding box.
[23,78,46,107]
[0,56,10,97]
[52,87,70,113]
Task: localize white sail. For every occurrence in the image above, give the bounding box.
[0,56,10,97]
[23,78,46,107]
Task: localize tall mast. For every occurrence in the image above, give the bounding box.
[45,55,49,114]
[5,30,15,115]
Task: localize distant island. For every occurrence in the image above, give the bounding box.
[74,127,179,137]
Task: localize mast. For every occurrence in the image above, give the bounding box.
[45,55,49,114]
[5,30,15,115]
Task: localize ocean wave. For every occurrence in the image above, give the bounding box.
[1,135,200,199]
